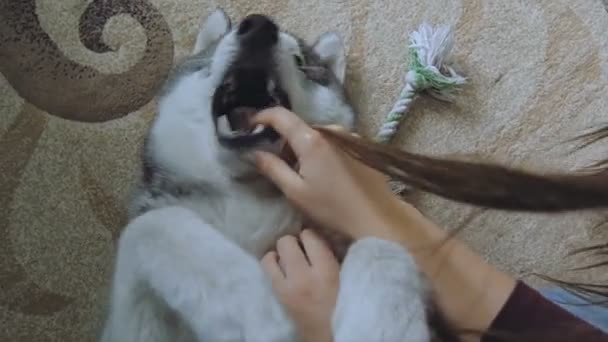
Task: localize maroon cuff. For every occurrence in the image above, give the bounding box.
[482,281,607,342]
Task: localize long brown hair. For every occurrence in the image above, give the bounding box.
[318,127,608,212]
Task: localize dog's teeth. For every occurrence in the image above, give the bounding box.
[253,125,264,134]
[218,116,232,135]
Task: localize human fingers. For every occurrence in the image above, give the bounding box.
[261,251,285,283]
[276,235,310,279]
[255,151,305,202]
[254,107,324,157]
[299,229,339,272]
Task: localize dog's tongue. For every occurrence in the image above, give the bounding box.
[227,107,258,133]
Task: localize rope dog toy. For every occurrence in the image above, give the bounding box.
[376,22,466,143]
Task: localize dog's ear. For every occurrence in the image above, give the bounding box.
[313,32,346,83]
[193,9,232,54]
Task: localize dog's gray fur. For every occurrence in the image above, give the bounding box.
[101,9,430,342]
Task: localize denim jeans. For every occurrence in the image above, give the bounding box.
[541,287,608,333]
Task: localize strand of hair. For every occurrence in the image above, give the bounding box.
[318,128,608,212]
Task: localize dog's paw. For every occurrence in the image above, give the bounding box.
[333,238,431,342]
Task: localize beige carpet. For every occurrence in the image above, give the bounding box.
[2,0,608,340]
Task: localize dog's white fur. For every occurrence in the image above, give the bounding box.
[101,9,430,342]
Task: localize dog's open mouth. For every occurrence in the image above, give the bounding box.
[212,75,291,148]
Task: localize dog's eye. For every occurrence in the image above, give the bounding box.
[293,55,304,68]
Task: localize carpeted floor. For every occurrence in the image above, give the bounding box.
[2,0,608,341]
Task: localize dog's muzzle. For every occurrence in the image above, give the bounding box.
[212,14,291,149]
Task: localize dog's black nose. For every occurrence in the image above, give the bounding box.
[238,14,278,47]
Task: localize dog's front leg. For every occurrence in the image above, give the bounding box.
[332,238,431,342]
[102,206,296,342]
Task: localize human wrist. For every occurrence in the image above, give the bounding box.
[350,199,446,249]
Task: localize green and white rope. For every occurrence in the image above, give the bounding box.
[375,22,466,143]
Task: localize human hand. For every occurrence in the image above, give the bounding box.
[261,229,339,342]
[253,107,405,240]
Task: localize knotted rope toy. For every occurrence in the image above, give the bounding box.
[376,23,466,194]
[375,22,466,143]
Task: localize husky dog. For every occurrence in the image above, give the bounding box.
[101,9,430,342]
